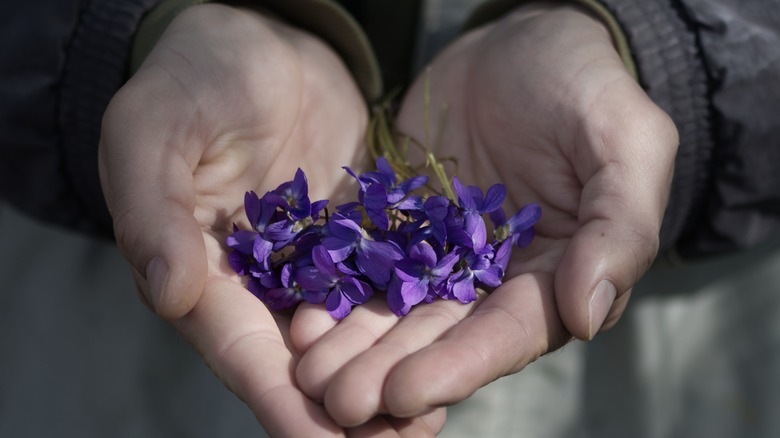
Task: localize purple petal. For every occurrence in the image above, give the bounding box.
[265,220,297,242]
[398,175,428,194]
[490,207,507,227]
[252,236,273,268]
[481,183,507,213]
[311,199,329,218]
[327,216,362,242]
[244,191,262,229]
[468,186,484,210]
[291,168,308,199]
[375,156,397,185]
[356,239,403,287]
[394,258,429,282]
[449,271,477,303]
[424,196,450,221]
[326,290,354,320]
[395,195,423,211]
[302,288,328,304]
[321,236,355,263]
[515,227,536,248]
[295,265,335,292]
[400,279,429,308]
[474,264,503,288]
[494,239,513,271]
[508,204,542,233]
[247,277,266,300]
[312,245,337,278]
[363,183,388,210]
[387,275,413,317]
[367,207,390,231]
[431,249,462,280]
[464,212,487,252]
[339,277,373,305]
[228,251,252,276]
[279,263,293,288]
[226,229,257,255]
[453,177,476,210]
[343,166,369,192]
[408,242,437,268]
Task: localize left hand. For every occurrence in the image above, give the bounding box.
[292,3,678,426]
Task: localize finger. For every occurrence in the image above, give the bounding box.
[173,277,345,437]
[387,409,447,437]
[383,273,570,417]
[342,409,445,438]
[99,87,207,320]
[556,85,678,339]
[324,297,481,426]
[295,298,399,401]
[290,302,341,355]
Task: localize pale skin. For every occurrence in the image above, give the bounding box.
[99,2,678,435]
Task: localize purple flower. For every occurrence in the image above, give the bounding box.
[270,168,313,221]
[321,214,404,288]
[453,177,507,253]
[445,247,503,304]
[491,203,542,248]
[388,242,460,316]
[296,246,373,319]
[264,262,328,311]
[344,157,429,230]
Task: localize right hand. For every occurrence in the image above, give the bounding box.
[99,4,443,436]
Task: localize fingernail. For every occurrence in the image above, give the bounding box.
[145,256,169,313]
[588,280,616,340]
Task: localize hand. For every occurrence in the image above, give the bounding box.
[99,5,442,436]
[293,3,678,426]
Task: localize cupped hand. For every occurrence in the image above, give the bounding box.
[293,3,678,426]
[99,4,442,436]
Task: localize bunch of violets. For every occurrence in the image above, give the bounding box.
[226,157,541,319]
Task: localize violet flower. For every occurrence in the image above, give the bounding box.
[321,214,404,288]
[264,262,328,311]
[388,242,460,316]
[445,247,503,304]
[296,246,373,319]
[491,203,542,248]
[453,177,507,253]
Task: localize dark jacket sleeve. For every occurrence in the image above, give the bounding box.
[0,0,162,238]
[593,0,780,257]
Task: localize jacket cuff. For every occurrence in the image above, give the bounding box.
[59,0,163,237]
[132,0,383,101]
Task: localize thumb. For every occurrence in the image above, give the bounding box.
[99,93,207,320]
[555,91,678,340]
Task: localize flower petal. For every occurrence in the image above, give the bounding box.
[453,177,476,210]
[449,271,477,303]
[408,242,437,268]
[508,203,542,233]
[481,183,507,214]
[339,277,374,305]
[295,265,334,292]
[474,264,503,288]
[326,290,354,320]
[357,240,403,287]
[394,258,429,282]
